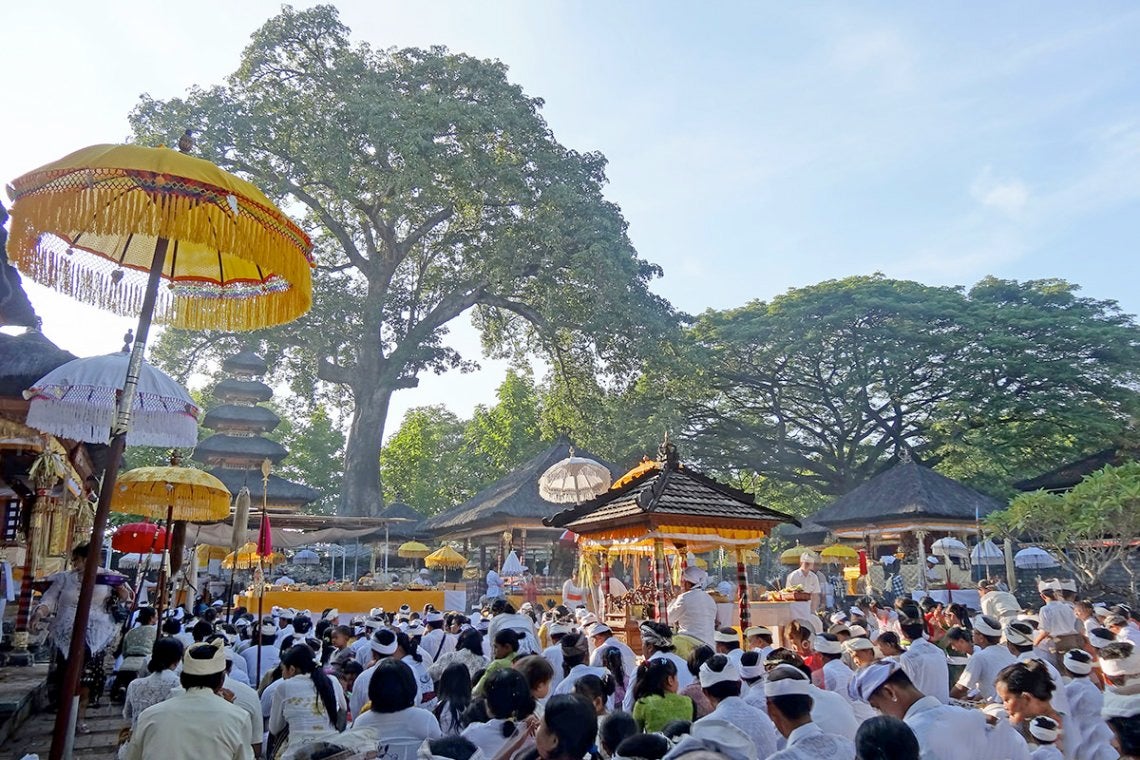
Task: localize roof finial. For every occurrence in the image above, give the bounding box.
[658,432,679,469]
[899,447,913,464]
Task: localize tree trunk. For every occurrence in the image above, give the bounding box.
[340,384,393,516]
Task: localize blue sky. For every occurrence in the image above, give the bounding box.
[3,2,1139,430]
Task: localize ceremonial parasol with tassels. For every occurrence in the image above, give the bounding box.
[6,139,312,760]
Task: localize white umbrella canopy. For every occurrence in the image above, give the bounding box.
[24,351,199,447]
[501,550,525,576]
[971,539,1005,566]
[1015,546,1060,569]
[293,549,321,565]
[117,552,164,569]
[539,455,612,504]
[930,537,970,559]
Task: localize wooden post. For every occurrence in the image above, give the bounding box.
[736,548,750,629]
[653,538,668,624]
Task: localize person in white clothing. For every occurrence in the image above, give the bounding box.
[898,613,951,704]
[1028,716,1065,760]
[541,622,573,692]
[420,610,454,663]
[1004,621,1072,718]
[485,568,505,600]
[979,580,1022,625]
[460,668,536,759]
[746,649,859,741]
[745,625,776,661]
[126,639,254,760]
[1061,649,1117,760]
[550,633,610,703]
[815,634,856,697]
[714,628,745,669]
[349,659,441,746]
[667,566,718,646]
[786,553,823,613]
[764,664,856,760]
[849,659,1030,760]
[562,570,587,610]
[995,660,1073,760]
[241,620,282,688]
[268,644,345,758]
[221,651,263,759]
[950,615,1016,702]
[1035,581,1083,664]
[588,622,636,703]
[694,655,780,759]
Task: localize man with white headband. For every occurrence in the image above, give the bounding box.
[241,618,281,687]
[127,639,254,760]
[950,615,1015,702]
[1003,621,1071,716]
[848,659,1016,760]
[786,553,823,613]
[421,609,454,662]
[714,627,745,668]
[764,664,856,760]
[1062,649,1117,760]
[1028,716,1063,760]
[1034,580,1083,667]
[695,654,780,758]
[624,620,694,711]
[814,634,855,697]
[745,625,775,661]
[667,565,718,647]
[979,580,1022,625]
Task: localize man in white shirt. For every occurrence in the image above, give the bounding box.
[786,553,823,613]
[241,620,281,687]
[222,649,263,758]
[815,634,855,697]
[420,610,454,662]
[714,628,745,668]
[588,621,637,694]
[542,621,572,691]
[1003,621,1071,716]
[667,566,718,645]
[1034,580,1083,664]
[949,615,1016,702]
[978,579,1021,624]
[485,568,505,601]
[899,613,950,704]
[696,656,780,758]
[561,570,586,609]
[744,625,775,662]
[128,639,254,760]
[764,664,856,760]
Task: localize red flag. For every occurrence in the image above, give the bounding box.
[858,549,868,576]
[257,512,273,556]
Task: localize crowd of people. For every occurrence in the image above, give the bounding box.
[29,544,1140,760]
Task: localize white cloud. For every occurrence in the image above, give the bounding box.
[970,167,1030,216]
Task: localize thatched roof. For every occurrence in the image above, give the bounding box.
[806,460,1002,529]
[208,467,319,506]
[774,519,831,547]
[0,203,38,328]
[202,404,280,433]
[214,378,273,403]
[1014,448,1126,493]
[0,330,76,397]
[423,438,618,535]
[192,434,287,465]
[379,501,426,538]
[223,351,269,377]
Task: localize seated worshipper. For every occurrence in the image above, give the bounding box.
[551,633,610,701]
[695,654,780,759]
[1061,649,1117,760]
[662,717,757,760]
[573,673,616,719]
[1102,687,1140,760]
[949,615,1016,702]
[814,634,855,696]
[1029,716,1065,760]
[756,649,859,741]
[638,621,695,694]
[996,661,1075,758]
[422,609,455,663]
[113,606,160,700]
[739,651,765,693]
[242,618,283,687]
[876,631,905,658]
[630,657,694,732]
[615,732,671,760]
[126,639,255,760]
[854,716,921,760]
[849,658,1028,760]
[514,655,555,708]
[421,736,481,760]
[475,629,525,694]
[219,647,263,760]
[349,658,442,746]
[745,625,775,660]
[764,664,856,760]
[487,599,541,655]
[542,621,573,692]
[267,643,347,758]
[122,637,183,731]
[599,711,639,760]
[434,662,474,736]
[531,694,599,760]
[680,645,716,719]
[412,568,436,587]
[667,566,719,649]
[589,621,637,703]
[430,628,488,682]
[329,625,358,669]
[460,668,535,759]
[844,637,878,670]
[714,628,745,668]
[333,660,364,708]
[897,605,950,704]
[783,619,823,676]
[1004,621,1072,717]
[350,629,399,717]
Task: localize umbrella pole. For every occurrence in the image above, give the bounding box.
[153,504,174,629]
[256,556,264,688]
[51,237,169,760]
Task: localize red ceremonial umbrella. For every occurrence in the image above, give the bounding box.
[111,522,169,553]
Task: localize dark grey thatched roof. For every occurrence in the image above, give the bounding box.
[214,378,273,403]
[424,438,619,534]
[774,520,831,546]
[1014,448,1126,493]
[192,434,287,465]
[202,404,281,433]
[0,330,76,397]
[379,501,426,538]
[0,203,38,328]
[223,351,269,377]
[807,460,1002,529]
[545,454,798,534]
[209,467,319,506]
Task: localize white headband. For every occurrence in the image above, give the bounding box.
[848,659,901,703]
[813,636,843,655]
[1064,650,1094,675]
[1004,623,1034,647]
[844,637,875,652]
[830,612,848,624]
[848,625,868,637]
[743,626,771,638]
[1029,717,1059,743]
[765,677,813,697]
[699,660,741,688]
[1101,651,1140,678]
[371,635,398,656]
[739,662,764,680]
[972,615,1003,638]
[714,630,740,644]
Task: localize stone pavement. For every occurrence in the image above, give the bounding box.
[0,675,124,760]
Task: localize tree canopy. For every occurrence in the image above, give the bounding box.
[132,4,674,515]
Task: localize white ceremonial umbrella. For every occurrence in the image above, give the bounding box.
[25,351,199,448]
[930,537,970,559]
[117,553,164,570]
[293,549,320,566]
[1014,546,1060,569]
[970,539,1005,566]
[501,550,525,576]
[539,451,611,503]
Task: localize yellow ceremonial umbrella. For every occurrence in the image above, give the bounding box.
[8,141,312,756]
[223,541,286,570]
[196,545,229,566]
[820,544,859,565]
[425,545,467,582]
[780,545,809,566]
[397,540,432,559]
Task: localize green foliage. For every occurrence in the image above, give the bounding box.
[463,369,545,482]
[269,404,346,515]
[988,462,1140,600]
[380,405,471,514]
[131,4,674,514]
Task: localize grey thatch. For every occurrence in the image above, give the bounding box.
[378,501,426,538]
[423,438,618,534]
[192,434,287,465]
[0,330,76,397]
[209,467,319,506]
[806,460,1002,529]
[213,378,273,403]
[222,351,269,377]
[202,404,281,433]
